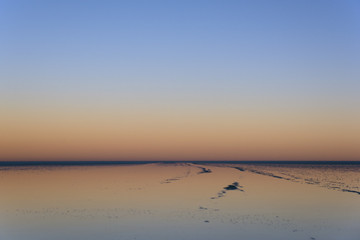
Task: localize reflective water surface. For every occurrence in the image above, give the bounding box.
[0,163,359,240]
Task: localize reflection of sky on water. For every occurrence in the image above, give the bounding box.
[0,163,359,240]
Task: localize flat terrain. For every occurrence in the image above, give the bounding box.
[0,163,359,240]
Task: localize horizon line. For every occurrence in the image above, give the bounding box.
[1,160,360,166]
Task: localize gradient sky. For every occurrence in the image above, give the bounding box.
[1,0,360,161]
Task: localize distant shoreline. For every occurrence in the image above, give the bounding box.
[0,160,359,166]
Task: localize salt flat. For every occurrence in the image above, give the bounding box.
[0,163,359,240]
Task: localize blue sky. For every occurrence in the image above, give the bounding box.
[1,0,360,160]
[2,1,359,97]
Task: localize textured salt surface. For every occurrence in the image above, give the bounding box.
[227,164,360,195]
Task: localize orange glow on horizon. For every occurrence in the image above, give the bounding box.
[1,105,359,161]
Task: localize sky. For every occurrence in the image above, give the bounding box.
[1,0,359,161]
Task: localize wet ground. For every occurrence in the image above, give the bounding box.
[0,163,359,240]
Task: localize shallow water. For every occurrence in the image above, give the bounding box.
[0,163,359,240]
